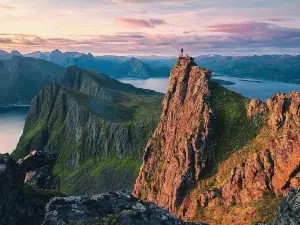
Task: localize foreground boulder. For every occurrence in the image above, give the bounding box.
[42,191,207,225]
[0,151,57,225]
[0,154,24,224]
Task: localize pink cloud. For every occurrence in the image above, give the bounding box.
[116,18,166,28]
[206,22,274,33]
[206,21,300,41]
[0,38,13,44]
[1,26,300,56]
[0,4,14,9]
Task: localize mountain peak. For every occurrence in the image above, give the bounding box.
[87,52,94,57]
[133,55,300,224]
[11,50,23,56]
[133,55,213,212]
[128,57,142,63]
[51,49,63,55]
[0,50,10,56]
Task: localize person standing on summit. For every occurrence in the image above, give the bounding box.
[181,48,183,57]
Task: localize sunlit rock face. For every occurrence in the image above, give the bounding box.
[133,56,214,213]
[133,56,300,225]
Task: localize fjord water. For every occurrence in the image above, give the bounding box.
[119,76,300,101]
[0,106,29,154]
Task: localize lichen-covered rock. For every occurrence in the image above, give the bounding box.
[270,189,300,225]
[255,189,300,225]
[23,150,59,190]
[42,191,207,225]
[133,56,214,213]
[25,165,60,190]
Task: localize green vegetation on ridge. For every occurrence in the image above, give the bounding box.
[203,82,264,177]
[12,66,163,195]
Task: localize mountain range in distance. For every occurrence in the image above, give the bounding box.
[0,49,170,79]
[1,49,300,83]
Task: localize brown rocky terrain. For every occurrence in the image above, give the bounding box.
[133,55,300,225]
[133,56,214,213]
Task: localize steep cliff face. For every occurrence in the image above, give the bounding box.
[220,92,300,206]
[133,56,300,225]
[133,56,214,213]
[13,66,163,195]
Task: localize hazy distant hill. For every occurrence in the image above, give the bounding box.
[0,56,65,105]
[195,55,300,83]
[23,50,170,78]
[131,55,300,83]
[0,50,23,59]
[6,49,300,83]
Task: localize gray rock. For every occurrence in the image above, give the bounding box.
[0,154,23,225]
[42,191,208,225]
[255,189,300,225]
[271,189,300,225]
[0,151,57,225]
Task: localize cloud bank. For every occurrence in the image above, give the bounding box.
[116,18,166,28]
[1,20,300,55]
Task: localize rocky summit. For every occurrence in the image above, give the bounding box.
[133,56,214,213]
[133,56,300,224]
[42,190,207,225]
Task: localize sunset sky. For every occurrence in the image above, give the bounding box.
[1,0,300,56]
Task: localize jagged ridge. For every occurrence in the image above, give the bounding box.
[12,66,164,195]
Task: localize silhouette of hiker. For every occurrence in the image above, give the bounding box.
[181,48,183,56]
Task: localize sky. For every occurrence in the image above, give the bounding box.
[0,0,300,56]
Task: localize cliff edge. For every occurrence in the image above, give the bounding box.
[133,56,300,225]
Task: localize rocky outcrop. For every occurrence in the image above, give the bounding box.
[133,56,214,213]
[133,56,300,224]
[247,99,268,118]
[24,165,60,190]
[0,151,57,225]
[255,189,300,225]
[0,154,24,225]
[222,92,300,205]
[42,190,207,225]
[269,189,300,225]
[13,66,163,195]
